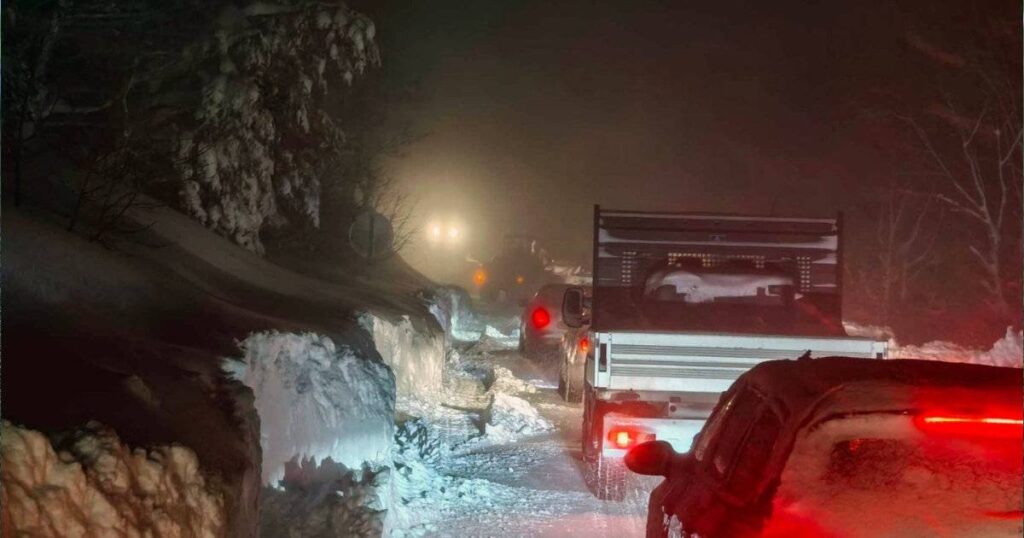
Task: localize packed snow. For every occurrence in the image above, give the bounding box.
[0,421,225,537]
[223,331,395,487]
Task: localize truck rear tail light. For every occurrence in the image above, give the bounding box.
[608,428,656,449]
[914,414,1024,438]
[531,307,550,329]
[578,337,590,354]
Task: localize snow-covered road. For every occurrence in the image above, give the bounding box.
[391,348,657,537]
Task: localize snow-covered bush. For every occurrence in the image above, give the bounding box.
[0,420,225,537]
[176,1,380,253]
[260,458,390,538]
[223,331,395,487]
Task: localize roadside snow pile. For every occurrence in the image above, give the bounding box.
[475,324,521,351]
[1,420,224,536]
[843,322,896,341]
[362,313,445,400]
[223,331,395,487]
[422,286,486,344]
[483,393,554,442]
[891,327,1022,368]
[490,365,537,395]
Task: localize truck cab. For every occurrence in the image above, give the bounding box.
[563,207,887,500]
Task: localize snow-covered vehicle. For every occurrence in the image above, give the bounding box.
[562,207,888,500]
[626,358,1024,538]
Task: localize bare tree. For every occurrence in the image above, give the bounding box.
[903,97,1021,319]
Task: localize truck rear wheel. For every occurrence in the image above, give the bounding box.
[559,360,583,403]
[587,455,626,501]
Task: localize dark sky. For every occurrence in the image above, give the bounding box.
[352,0,1015,275]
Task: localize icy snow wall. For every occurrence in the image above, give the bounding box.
[890,327,1023,368]
[1,420,225,536]
[224,331,396,487]
[362,314,445,400]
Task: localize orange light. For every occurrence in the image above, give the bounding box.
[473,268,487,286]
[608,428,655,449]
[515,275,525,285]
[578,337,590,354]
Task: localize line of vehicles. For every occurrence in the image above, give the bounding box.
[515,206,1023,537]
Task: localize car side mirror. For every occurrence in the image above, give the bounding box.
[624,440,676,477]
[562,287,585,328]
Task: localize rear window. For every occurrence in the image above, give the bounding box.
[768,416,1024,537]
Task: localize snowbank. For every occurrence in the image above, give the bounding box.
[891,327,1023,368]
[223,331,395,487]
[1,421,225,537]
[361,314,445,400]
[483,393,554,442]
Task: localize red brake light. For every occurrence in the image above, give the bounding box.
[578,337,590,353]
[531,307,550,329]
[915,414,1024,437]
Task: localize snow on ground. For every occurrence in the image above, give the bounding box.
[890,327,1023,368]
[845,322,1022,368]
[0,420,225,537]
[223,331,395,487]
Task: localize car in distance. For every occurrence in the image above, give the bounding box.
[519,283,574,361]
[626,357,1024,538]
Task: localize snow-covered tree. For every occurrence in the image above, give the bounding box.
[2,0,382,254]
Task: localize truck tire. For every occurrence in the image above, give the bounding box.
[587,455,626,501]
[561,358,585,399]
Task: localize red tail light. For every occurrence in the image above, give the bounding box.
[531,307,550,329]
[473,268,487,286]
[915,414,1024,438]
[608,428,655,449]
[578,336,590,354]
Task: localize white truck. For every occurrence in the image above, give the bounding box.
[561,207,888,500]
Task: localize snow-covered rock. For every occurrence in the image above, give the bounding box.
[223,331,396,487]
[0,420,225,537]
[362,313,445,400]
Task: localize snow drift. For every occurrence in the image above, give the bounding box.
[223,331,395,487]
[1,421,225,537]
